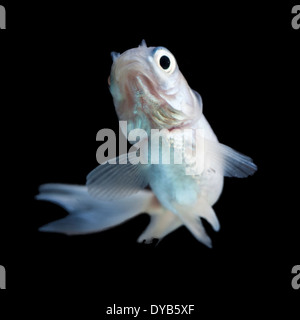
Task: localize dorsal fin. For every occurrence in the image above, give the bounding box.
[139,39,147,47]
[111,51,120,62]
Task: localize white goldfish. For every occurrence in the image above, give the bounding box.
[36,41,257,247]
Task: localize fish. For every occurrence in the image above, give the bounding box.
[36,40,257,247]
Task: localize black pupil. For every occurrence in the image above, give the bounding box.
[159,55,170,70]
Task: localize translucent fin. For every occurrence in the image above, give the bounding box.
[204,139,257,178]
[36,184,89,212]
[197,198,220,232]
[111,51,120,62]
[36,184,154,235]
[171,202,212,247]
[139,39,147,47]
[86,153,150,200]
[137,210,182,244]
[192,89,203,114]
[178,211,212,248]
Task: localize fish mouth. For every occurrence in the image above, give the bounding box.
[111,52,162,105]
[129,74,187,129]
[133,74,162,109]
[110,56,187,130]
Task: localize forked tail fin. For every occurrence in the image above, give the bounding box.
[36,184,154,235]
[36,184,220,246]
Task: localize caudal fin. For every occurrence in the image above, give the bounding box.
[36,184,219,246]
[36,183,154,235]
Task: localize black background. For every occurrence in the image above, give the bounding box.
[1,1,299,317]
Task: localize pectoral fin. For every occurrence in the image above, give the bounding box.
[199,137,257,178]
[212,142,257,178]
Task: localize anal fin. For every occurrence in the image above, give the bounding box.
[137,210,182,244]
[174,198,220,247]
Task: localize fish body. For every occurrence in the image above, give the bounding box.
[36,41,257,247]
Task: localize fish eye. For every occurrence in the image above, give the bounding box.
[159,55,170,70]
[153,48,176,74]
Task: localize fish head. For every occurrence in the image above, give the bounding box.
[108,41,203,135]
